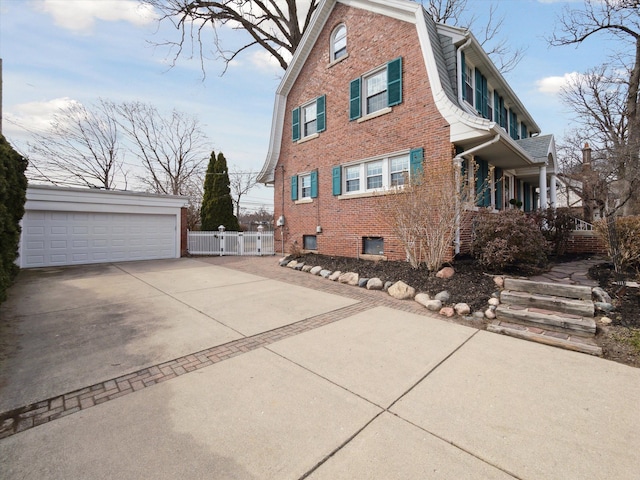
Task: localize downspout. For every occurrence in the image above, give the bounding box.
[453,133,501,254]
[456,36,476,116]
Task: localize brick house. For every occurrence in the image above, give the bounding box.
[257,0,559,261]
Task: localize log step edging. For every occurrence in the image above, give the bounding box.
[503,278,592,300]
[500,290,595,317]
[495,304,596,337]
[488,321,602,356]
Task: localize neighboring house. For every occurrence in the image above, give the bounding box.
[258,0,559,261]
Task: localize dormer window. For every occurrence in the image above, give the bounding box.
[331,24,347,61]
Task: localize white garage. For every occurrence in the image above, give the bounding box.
[20,185,188,268]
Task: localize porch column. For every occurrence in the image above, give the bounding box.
[549,173,557,209]
[539,165,547,209]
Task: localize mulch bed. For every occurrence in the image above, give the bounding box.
[295,253,640,368]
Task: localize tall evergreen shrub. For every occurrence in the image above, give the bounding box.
[200,151,239,231]
[0,135,28,302]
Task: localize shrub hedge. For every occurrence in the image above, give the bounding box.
[595,216,640,274]
[0,135,28,303]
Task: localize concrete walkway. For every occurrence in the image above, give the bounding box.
[1,256,638,479]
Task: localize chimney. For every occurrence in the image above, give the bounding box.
[582,142,592,172]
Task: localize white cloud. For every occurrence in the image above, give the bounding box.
[535,72,582,94]
[32,0,156,34]
[247,49,284,73]
[5,97,81,137]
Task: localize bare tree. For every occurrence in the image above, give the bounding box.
[146,0,523,75]
[114,101,210,195]
[27,99,127,189]
[145,0,320,74]
[423,0,525,72]
[229,167,258,219]
[549,0,640,215]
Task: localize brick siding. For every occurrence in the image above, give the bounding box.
[274,3,452,261]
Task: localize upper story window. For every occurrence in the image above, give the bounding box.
[300,174,312,198]
[349,57,403,121]
[331,24,347,61]
[303,102,317,137]
[487,89,494,122]
[292,95,326,142]
[464,64,474,103]
[365,68,387,114]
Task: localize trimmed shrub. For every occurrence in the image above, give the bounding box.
[0,135,28,302]
[595,216,640,274]
[471,209,548,270]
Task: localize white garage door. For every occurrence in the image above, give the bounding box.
[22,211,177,268]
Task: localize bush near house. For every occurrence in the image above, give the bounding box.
[530,207,576,257]
[595,216,640,274]
[471,209,548,271]
[0,135,28,303]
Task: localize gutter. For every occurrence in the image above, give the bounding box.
[453,133,501,255]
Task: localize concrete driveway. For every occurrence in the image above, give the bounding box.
[0,257,638,479]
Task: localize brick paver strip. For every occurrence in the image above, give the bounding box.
[0,257,448,439]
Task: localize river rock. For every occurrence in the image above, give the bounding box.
[436,267,455,279]
[367,278,384,290]
[439,307,455,317]
[435,291,450,303]
[358,278,370,288]
[494,276,504,288]
[388,281,415,300]
[329,271,341,281]
[383,281,394,291]
[414,293,431,308]
[424,299,442,311]
[286,260,298,268]
[485,308,496,319]
[302,265,313,272]
[320,269,332,278]
[592,287,612,304]
[488,297,500,307]
[339,272,359,285]
[594,302,614,313]
[454,303,470,315]
[310,266,323,275]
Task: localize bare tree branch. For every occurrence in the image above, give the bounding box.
[229,166,258,219]
[145,0,319,75]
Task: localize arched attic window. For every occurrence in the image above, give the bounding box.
[331,24,347,61]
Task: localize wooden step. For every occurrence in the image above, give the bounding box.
[495,304,596,337]
[488,320,602,356]
[500,290,594,317]
[503,278,592,300]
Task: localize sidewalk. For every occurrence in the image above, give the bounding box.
[1,256,638,479]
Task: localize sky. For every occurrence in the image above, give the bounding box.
[0,0,627,213]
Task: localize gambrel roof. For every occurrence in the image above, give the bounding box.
[258,0,548,184]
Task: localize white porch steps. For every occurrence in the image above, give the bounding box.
[488,278,602,356]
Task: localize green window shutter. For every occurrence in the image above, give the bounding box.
[332,166,341,195]
[316,95,326,133]
[461,51,467,102]
[310,170,318,198]
[510,110,518,140]
[410,147,424,177]
[494,92,500,125]
[292,107,300,142]
[475,159,490,207]
[524,182,531,211]
[349,78,361,121]
[387,57,403,107]
[520,123,528,139]
[495,167,503,210]
[475,69,483,114]
[291,175,298,201]
[482,75,489,119]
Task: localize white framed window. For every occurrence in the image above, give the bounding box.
[366,161,383,189]
[331,24,347,61]
[300,173,311,199]
[345,165,360,193]
[464,64,474,104]
[365,67,388,115]
[390,156,409,187]
[343,152,410,195]
[302,101,317,137]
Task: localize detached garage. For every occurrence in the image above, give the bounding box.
[20,185,188,268]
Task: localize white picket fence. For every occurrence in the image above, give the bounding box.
[187,230,275,256]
